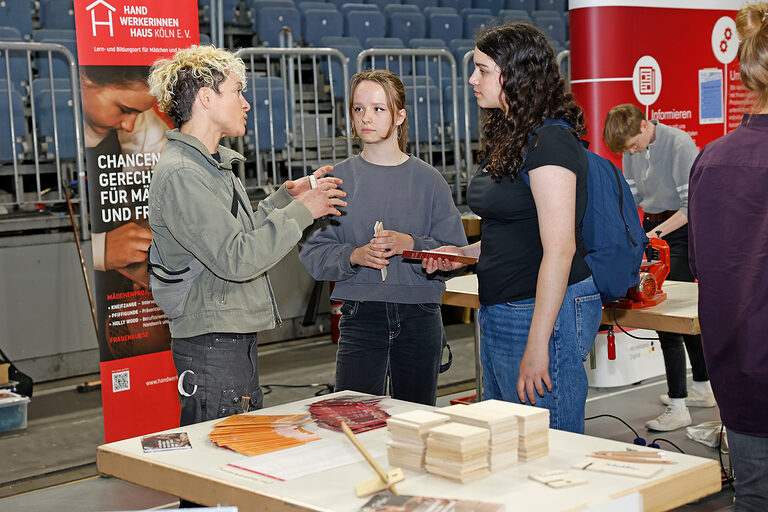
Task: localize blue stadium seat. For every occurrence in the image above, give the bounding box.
[504,0,534,13]
[345,10,386,42]
[387,11,426,47]
[383,4,419,17]
[562,11,569,40]
[303,9,343,45]
[405,84,441,142]
[0,27,30,88]
[361,37,411,76]
[427,12,463,46]
[39,0,76,30]
[34,30,78,80]
[472,0,503,15]
[245,76,288,151]
[443,82,478,140]
[251,1,295,32]
[463,13,493,38]
[449,38,474,76]
[536,0,566,12]
[199,33,212,45]
[0,0,33,40]
[222,0,253,27]
[319,35,361,46]
[34,84,77,160]
[461,7,491,17]
[424,6,455,17]
[327,0,350,8]
[257,6,301,46]
[410,39,452,83]
[299,1,337,12]
[497,9,532,23]
[532,10,566,45]
[366,0,397,10]
[439,0,471,13]
[0,87,25,162]
[340,3,379,16]
[404,0,438,9]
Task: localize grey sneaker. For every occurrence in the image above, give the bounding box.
[645,406,692,431]
[660,392,717,408]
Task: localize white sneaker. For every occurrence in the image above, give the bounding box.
[659,392,717,408]
[645,406,692,431]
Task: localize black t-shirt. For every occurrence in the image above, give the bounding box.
[467,125,591,305]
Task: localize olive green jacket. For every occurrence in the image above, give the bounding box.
[148,129,313,338]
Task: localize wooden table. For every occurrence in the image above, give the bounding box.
[97,393,720,512]
[442,276,700,394]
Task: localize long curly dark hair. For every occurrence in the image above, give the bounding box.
[475,23,586,182]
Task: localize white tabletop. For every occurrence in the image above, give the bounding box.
[97,393,719,512]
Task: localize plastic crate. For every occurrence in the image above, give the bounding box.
[0,391,29,433]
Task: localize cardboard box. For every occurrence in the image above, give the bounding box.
[0,390,30,433]
[0,363,9,385]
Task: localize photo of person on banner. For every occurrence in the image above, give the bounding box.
[81,64,175,360]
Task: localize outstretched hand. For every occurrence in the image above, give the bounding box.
[285,166,341,197]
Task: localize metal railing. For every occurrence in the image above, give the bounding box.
[0,41,88,239]
[235,47,352,187]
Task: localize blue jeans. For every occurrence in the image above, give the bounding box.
[478,276,602,433]
[171,332,263,426]
[335,301,444,406]
[728,429,768,511]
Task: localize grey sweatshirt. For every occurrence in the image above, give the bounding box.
[622,122,699,217]
[299,154,467,304]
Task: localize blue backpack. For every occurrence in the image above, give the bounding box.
[525,118,648,302]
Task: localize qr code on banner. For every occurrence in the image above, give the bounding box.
[112,370,131,392]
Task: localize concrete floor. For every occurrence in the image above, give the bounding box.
[0,321,735,511]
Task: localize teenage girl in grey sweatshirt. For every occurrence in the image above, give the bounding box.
[299,70,467,405]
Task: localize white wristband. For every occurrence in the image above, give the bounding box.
[309,174,318,189]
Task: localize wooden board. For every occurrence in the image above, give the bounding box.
[443,275,700,335]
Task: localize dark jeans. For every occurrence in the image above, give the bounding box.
[171,332,263,427]
[335,300,444,406]
[729,429,768,511]
[644,219,709,398]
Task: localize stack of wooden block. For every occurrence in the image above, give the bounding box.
[438,403,519,470]
[424,422,490,483]
[474,399,549,462]
[386,410,449,472]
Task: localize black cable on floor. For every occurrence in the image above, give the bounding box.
[260,383,334,396]
[649,437,685,453]
[585,413,642,441]
[717,423,735,487]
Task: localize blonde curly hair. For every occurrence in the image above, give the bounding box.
[148,45,246,126]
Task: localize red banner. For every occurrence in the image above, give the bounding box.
[74,0,199,66]
[74,0,198,442]
[570,1,749,165]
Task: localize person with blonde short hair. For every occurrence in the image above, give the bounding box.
[147,45,346,427]
[603,103,714,433]
[689,3,768,509]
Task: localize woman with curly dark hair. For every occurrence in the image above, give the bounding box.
[424,23,602,433]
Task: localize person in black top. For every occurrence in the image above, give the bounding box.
[423,23,602,433]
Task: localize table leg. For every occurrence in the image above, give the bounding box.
[474,308,483,401]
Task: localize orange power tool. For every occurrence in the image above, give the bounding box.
[613,237,670,310]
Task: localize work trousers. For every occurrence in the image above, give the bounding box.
[171,332,263,427]
[643,219,709,398]
[335,300,444,406]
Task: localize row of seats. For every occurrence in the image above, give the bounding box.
[247,1,568,48]
[0,0,75,39]
[0,78,77,163]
